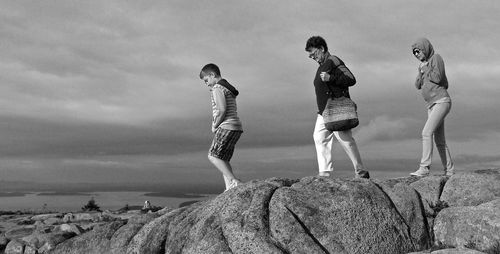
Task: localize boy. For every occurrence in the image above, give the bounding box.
[199,63,243,191]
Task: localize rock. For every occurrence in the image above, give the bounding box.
[126,200,210,254]
[155,206,173,216]
[434,198,500,252]
[62,212,106,223]
[2,173,497,254]
[43,217,62,225]
[218,178,295,254]
[408,247,487,253]
[21,230,76,250]
[108,223,145,254]
[0,233,8,247]
[50,220,126,254]
[126,212,159,225]
[269,177,418,253]
[4,226,35,240]
[126,178,296,254]
[440,169,500,206]
[410,175,448,207]
[58,224,84,235]
[376,179,431,249]
[4,239,24,254]
[431,248,487,254]
[24,245,37,254]
[31,214,62,221]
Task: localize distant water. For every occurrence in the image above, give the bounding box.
[0,191,215,213]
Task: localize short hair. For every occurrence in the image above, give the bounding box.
[305,36,328,52]
[199,63,221,79]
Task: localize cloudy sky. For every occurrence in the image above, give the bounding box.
[1,1,499,188]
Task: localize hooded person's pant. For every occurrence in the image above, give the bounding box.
[420,102,454,172]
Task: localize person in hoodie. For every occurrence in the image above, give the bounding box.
[410,38,455,177]
[199,63,243,191]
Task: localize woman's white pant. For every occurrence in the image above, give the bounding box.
[313,115,366,175]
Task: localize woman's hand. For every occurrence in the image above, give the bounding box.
[320,72,331,82]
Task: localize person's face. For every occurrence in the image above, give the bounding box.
[413,48,426,62]
[307,47,325,63]
[201,73,217,87]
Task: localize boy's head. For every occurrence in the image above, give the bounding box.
[199,63,221,86]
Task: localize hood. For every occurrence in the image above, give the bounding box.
[412,38,434,60]
[217,79,239,97]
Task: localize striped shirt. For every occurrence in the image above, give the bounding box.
[210,84,243,131]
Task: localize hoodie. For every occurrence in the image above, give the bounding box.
[210,79,243,131]
[412,38,450,108]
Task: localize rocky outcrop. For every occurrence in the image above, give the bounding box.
[56,177,427,254]
[434,198,500,252]
[1,168,499,254]
[440,169,500,206]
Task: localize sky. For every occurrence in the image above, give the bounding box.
[1,1,499,189]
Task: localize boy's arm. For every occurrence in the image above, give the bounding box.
[211,87,227,132]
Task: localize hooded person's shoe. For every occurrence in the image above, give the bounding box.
[410,167,430,176]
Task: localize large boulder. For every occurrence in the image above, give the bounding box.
[126,178,296,254]
[50,220,126,254]
[376,179,431,249]
[21,230,76,251]
[440,169,500,206]
[4,239,24,254]
[4,226,35,240]
[433,198,500,252]
[269,177,419,254]
[0,233,8,249]
[108,222,145,254]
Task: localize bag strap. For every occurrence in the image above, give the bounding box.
[324,55,350,98]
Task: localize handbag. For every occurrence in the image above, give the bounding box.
[322,90,359,132]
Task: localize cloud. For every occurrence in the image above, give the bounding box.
[0,1,499,185]
[355,116,419,144]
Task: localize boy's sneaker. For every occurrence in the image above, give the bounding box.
[227,179,241,190]
[410,167,430,176]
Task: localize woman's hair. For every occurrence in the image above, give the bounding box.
[199,63,221,79]
[305,36,328,52]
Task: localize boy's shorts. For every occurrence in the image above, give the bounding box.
[209,128,243,162]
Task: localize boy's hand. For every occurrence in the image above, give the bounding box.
[320,72,331,82]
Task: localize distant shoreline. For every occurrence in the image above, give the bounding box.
[37,192,93,196]
[0,191,209,198]
[143,192,208,198]
[0,192,32,197]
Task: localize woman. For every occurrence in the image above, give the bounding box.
[410,38,454,177]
